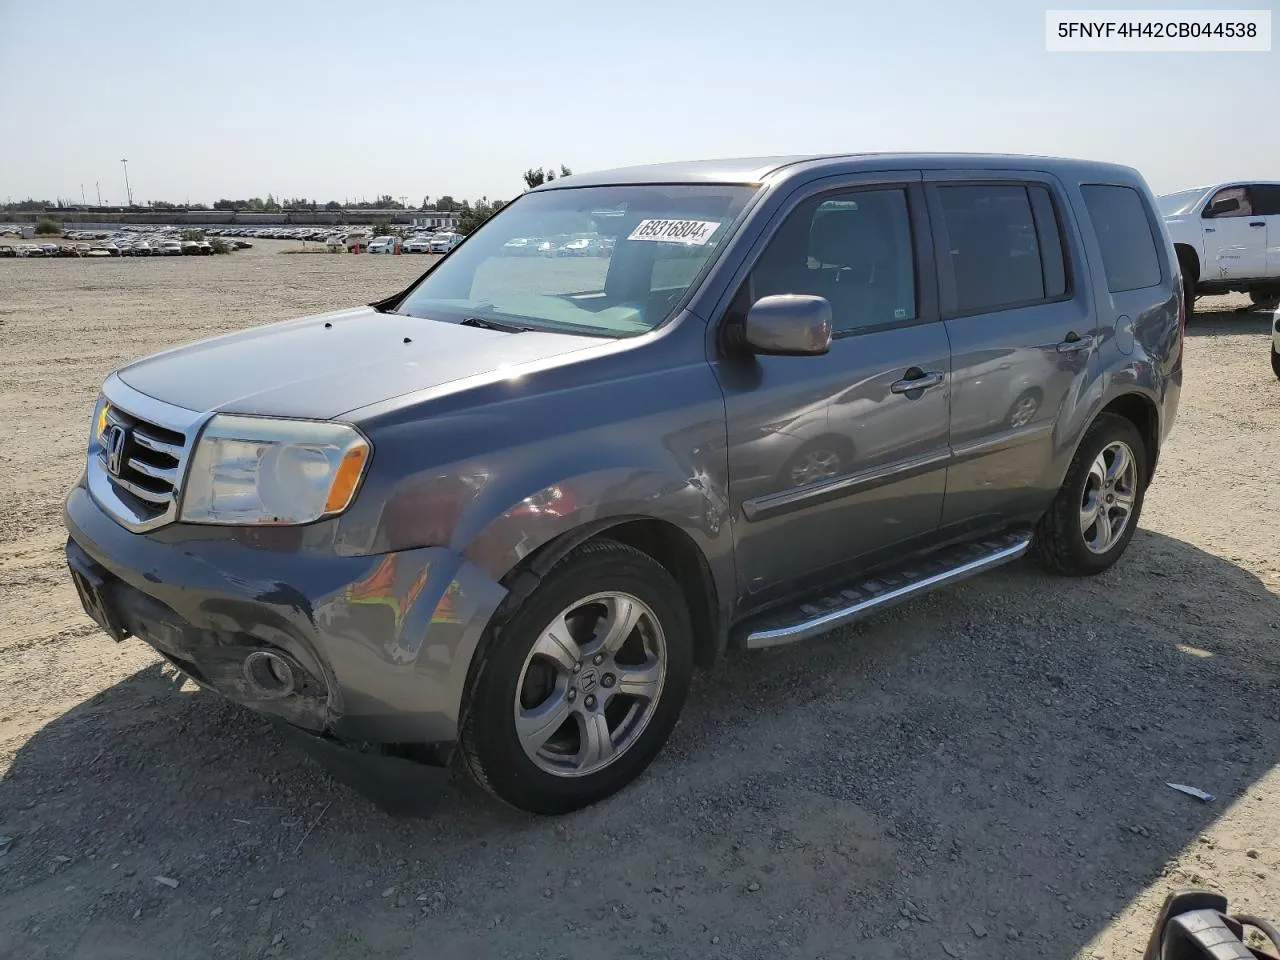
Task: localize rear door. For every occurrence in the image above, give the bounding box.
[926,175,1098,531]
[1251,185,1280,278]
[715,175,952,601]
[1200,185,1268,280]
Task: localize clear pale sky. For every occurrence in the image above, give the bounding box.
[1,1,1275,205]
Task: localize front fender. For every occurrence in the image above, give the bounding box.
[461,463,729,583]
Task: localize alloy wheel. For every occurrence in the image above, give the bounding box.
[514,592,667,778]
[1079,440,1137,554]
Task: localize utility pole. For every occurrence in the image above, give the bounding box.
[81,184,86,206]
[96,182,102,206]
[120,159,132,207]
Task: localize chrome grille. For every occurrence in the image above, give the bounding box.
[102,408,185,508]
[88,374,204,533]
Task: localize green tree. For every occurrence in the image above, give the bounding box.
[263,194,281,213]
[523,165,573,190]
[325,200,343,211]
[457,197,507,235]
[434,195,459,212]
[420,195,432,210]
[34,217,61,235]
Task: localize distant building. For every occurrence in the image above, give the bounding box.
[413,212,460,230]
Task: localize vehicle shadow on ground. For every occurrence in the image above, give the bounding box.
[1186,300,1276,337]
[2,530,1278,960]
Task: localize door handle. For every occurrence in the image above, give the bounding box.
[1249,221,1266,227]
[1056,333,1097,354]
[1204,228,1216,233]
[890,370,944,394]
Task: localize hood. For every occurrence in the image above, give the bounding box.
[116,306,597,419]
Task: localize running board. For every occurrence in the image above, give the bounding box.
[740,529,1033,650]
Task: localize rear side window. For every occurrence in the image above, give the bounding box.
[1028,186,1068,299]
[1080,184,1162,293]
[1252,185,1280,217]
[936,185,1049,314]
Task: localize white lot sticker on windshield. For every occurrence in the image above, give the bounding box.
[627,219,721,245]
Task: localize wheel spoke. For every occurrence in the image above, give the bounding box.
[596,595,642,654]
[515,687,572,754]
[1079,493,1101,535]
[612,658,662,702]
[1092,508,1113,552]
[575,711,614,767]
[531,615,581,673]
[1105,444,1131,484]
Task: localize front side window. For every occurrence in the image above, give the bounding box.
[396,184,756,337]
[1203,186,1253,218]
[936,184,1046,314]
[1080,184,1162,293]
[747,188,917,335]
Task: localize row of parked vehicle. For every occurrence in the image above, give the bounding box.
[501,234,615,257]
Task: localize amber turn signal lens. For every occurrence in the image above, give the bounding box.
[324,443,370,513]
[96,403,111,439]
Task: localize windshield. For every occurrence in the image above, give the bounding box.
[395,184,757,336]
[1156,188,1210,217]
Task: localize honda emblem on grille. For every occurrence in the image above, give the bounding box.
[104,424,127,477]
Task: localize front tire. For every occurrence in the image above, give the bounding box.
[460,540,693,814]
[1033,414,1147,576]
[1271,346,1280,381]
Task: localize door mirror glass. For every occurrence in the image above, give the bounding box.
[1205,196,1241,218]
[743,294,832,356]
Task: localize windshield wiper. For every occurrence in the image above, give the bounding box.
[460,316,533,333]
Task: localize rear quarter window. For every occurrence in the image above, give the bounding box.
[1080,184,1163,293]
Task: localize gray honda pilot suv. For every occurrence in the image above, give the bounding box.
[64,154,1183,815]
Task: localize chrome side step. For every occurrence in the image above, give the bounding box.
[740,529,1033,650]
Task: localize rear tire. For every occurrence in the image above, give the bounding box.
[1249,287,1280,308]
[1033,414,1147,576]
[1271,346,1280,381]
[460,540,693,814]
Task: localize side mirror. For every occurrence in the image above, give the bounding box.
[1205,196,1240,218]
[743,294,832,357]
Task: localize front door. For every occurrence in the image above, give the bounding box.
[1201,185,1268,280]
[715,180,952,602]
[926,177,1100,530]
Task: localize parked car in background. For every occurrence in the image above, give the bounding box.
[16,244,42,257]
[159,240,184,256]
[403,236,434,253]
[428,232,462,253]
[557,236,599,257]
[0,244,16,257]
[181,241,200,255]
[1160,181,1280,313]
[40,243,60,256]
[367,236,398,254]
[132,241,152,256]
[502,237,537,256]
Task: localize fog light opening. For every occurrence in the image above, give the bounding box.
[244,651,296,699]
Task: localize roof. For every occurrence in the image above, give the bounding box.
[537,153,1144,189]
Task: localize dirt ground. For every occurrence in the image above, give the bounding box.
[1,242,1278,960]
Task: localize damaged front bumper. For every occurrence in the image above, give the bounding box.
[63,482,506,816]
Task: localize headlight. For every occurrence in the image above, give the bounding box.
[180,416,370,525]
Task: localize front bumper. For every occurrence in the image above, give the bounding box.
[63,482,506,811]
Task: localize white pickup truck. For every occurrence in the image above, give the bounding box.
[1159,182,1280,314]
